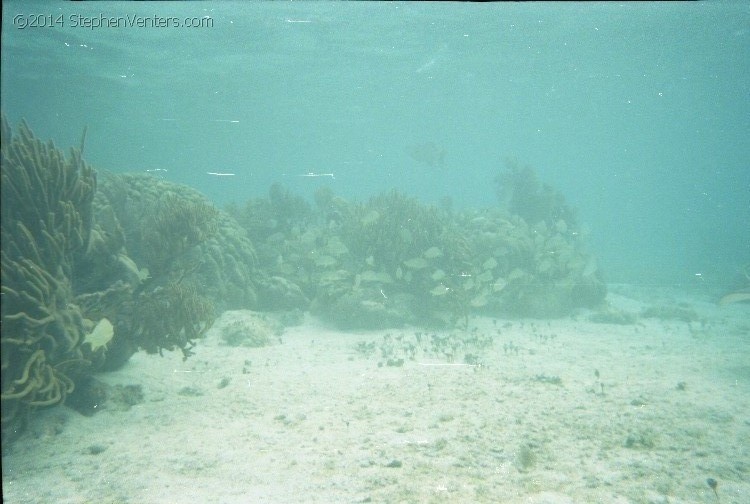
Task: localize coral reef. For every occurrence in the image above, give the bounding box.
[213,310,282,348]
[1,117,234,442]
[98,173,258,313]
[1,112,608,443]
[1,115,96,441]
[228,174,605,328]
[90,172,261,362]
[129,278,214,358]
[140,192,219,275]
[494,160,577,228]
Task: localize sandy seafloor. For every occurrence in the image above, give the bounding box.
[2,285,748,504]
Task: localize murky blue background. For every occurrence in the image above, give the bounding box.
[2,1,748,288]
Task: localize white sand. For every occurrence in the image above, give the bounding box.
[2,287,748,503]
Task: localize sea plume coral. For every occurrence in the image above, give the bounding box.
[1,114,96,441]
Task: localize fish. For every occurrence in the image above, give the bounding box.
[718,290,750,306]
[719,265,750,306]
[406,142,446,169]
[83,318,114,352]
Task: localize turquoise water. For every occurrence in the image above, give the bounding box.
[2,1,748,287]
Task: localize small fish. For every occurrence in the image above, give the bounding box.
[83,318,114,352]
[706,478,719,502]
[406,142,446,168]
[718,290,750,306]
[207,172,236,176]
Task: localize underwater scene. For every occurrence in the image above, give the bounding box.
[1,2,748,503]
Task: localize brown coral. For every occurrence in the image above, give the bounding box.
[1,115,96,441]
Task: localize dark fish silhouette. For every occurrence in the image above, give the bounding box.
[406,142,446,168]
[719,264,750,305]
